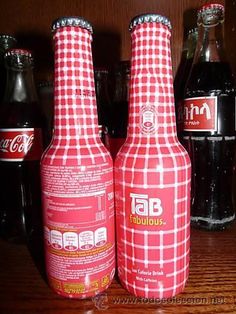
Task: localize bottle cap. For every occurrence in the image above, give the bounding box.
[199,3,224,14]
[5,48,32,58]
[5,48,34,68]
[0,35,17,52]
[0,34,17,43]
[129,13,172,32]
[198,3,224,25]
[52,17,93,33]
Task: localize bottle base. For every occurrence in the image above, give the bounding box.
[47,275,114,300]
[119,278,187,300]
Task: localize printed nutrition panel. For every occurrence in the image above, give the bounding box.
[44,227,107,251]
[42,164,113,227]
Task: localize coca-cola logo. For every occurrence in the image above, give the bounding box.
[184,102,211,121]
[183,97,217,131]
[0,134,34,153]
[0,128,42,161]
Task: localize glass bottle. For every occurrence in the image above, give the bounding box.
[115,14,191,299]
[181,4,236,230]
[37,80,54,141]
[110,60,130,159]
[0,49,45,243]
[0,35,17,102]
[41,17,115,299]
[175,28,198,126]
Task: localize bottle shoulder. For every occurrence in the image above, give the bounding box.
[0,101,44,128]
[115,139,191,169]
[42,139,113,168]
[185,62,236,96]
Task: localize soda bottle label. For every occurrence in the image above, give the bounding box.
[127,188,174,230]
[41,163,115,297]
[183,96,217,131]
[116,185,190,296]
[0,128,43,161]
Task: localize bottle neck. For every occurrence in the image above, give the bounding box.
[186,31,198,60]
[194,22,225,63]
[128,23,177,141]
[53,26,99,139]
[4,66,38,103]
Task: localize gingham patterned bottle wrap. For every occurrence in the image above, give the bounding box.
[115,15,191,299]
[41,18,115,298]
[42,19,109,166]
[53,22,99,140]
[127,17,177,139]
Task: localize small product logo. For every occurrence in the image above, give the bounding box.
[129,193,164,226]
[183,97,217,131]
[0,128,42,161]
[140,105,157,134]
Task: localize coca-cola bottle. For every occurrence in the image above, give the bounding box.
[41,17,115,299]
[94,68,111,148]
[37,80,54,141]
[175,28,198,115]
[110,61,130,159]
[115,14,191,299]
[0,35,17,102]
[180,3,236,230]
[0,49,45,243]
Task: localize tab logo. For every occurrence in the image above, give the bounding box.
[130,193,163,216]
[183,96,217,132]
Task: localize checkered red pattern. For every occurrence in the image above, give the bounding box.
[40,21,115,299]
[115,17,191,299]
[42,25,109,166]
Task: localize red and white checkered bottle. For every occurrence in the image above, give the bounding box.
[115,14,191,299]
[41,17,115,299]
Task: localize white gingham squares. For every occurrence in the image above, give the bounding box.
[41,19,115,299]
[115,15,191,299]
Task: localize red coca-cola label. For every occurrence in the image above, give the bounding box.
[0,128,43,161]
[183,97,217,131]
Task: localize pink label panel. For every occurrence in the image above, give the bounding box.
[41,163,115,298]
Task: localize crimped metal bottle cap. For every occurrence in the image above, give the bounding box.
[52,16,93,33]
[129,14,172,32]
[0,34,17,43]
[0,35,17,53]
[5,48,34,68]
[198,3,224,23]
[198,3,225,17]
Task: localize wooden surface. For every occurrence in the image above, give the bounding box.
[0,0,228,80]
[1,224,236,314]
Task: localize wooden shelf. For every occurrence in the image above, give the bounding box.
[1,224,236,313]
